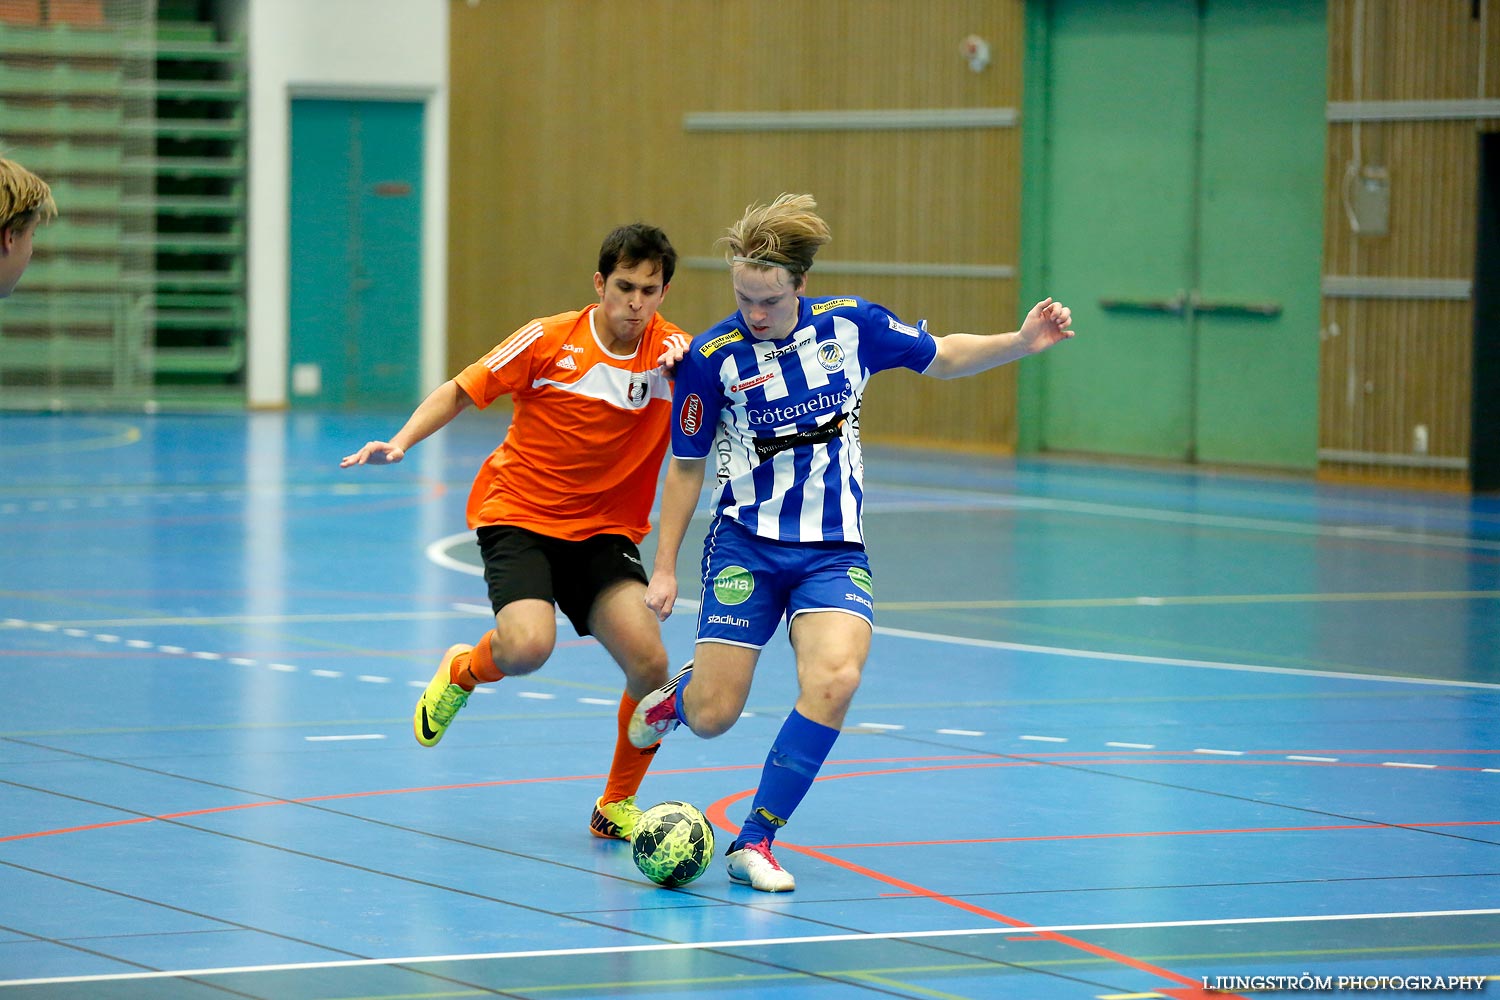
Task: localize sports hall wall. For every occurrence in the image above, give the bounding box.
[447,0,1029,451]
[231,0,449,410]
[446,0,1497,487]
[1318,1,1497,489]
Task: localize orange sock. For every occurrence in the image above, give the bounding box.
[601,692,659,805]
[450,629,502,691]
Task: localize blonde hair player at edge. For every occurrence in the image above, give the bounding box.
[628,194,1075,891]
[343,223,689,844]
[0,156,57,299]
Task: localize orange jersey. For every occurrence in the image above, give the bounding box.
[455,305,688,543]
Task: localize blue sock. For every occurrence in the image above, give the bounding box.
[733,709,839,850]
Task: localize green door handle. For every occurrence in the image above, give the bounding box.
[1192,298,1282,317]
[1098,291,1188,315]
[1099,291,1281,318]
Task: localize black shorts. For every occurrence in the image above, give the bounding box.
[475,525,649,636]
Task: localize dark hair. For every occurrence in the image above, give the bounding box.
[598,223,676,286]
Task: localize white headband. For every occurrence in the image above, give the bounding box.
[731,254,795,271]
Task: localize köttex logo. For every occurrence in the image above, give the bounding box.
[847,567,873,595]
[713,565,755,605]
[679,393,703,435]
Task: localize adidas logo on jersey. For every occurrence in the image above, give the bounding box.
[556,355,578,370]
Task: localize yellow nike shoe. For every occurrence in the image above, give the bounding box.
[413,644,472,747]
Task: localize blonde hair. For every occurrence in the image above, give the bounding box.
[0,157,57,233]
[718,192,830,284]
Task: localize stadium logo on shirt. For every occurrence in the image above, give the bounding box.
[761,336,811,361]
[699,330,744,357]
[816,342,846,371]
[679,394,704,435]
[713,565,755,606]
[811,298,857,315]
[627,372,650,407]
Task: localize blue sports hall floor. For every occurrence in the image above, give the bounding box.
[1,410,1497,999]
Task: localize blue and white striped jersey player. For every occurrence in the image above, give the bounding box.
[629,193,1075,892]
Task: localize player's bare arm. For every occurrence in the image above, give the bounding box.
[340,380,473,467]
[924,298,1075,380]
[644,456,708,621]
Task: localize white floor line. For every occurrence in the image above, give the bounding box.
[422,535,1500,692]
[870,624,1500,691]
[304,734,385,742]
[426,532,484,576]
[867,485,1500,553]
[6,907,1496,988]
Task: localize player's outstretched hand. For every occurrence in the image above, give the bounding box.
[340,441,405,467]
[656,334,689,376]
[1020,297,1075,354]
[645,572,678,623]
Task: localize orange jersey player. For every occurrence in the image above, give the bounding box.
[456,304,680,543]
[342,222,688,843]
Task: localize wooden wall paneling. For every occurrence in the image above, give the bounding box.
[1324,121,1480,277]
[449,0,1028,450]
[1328,0,1488,102]
[1320,0,1494,487]
[1490,0,1500,100]
[1319,297,1472,487]
[852,275,1016,447]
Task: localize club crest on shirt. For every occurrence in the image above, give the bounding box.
[816,342,846,371]
[627,372,650,407]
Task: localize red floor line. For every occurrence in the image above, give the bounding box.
[703,788,1248,1000]
[3,753,1488,843]
[0,763,770,843]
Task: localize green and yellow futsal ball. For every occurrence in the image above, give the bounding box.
[631,800,715,887]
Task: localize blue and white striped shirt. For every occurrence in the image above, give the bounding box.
[671,295,938,544]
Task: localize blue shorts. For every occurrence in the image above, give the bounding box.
[695,515,874,649]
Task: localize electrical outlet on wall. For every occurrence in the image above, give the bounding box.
[292,363,323,397]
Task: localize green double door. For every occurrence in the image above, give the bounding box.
[1031,0,1326,468]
